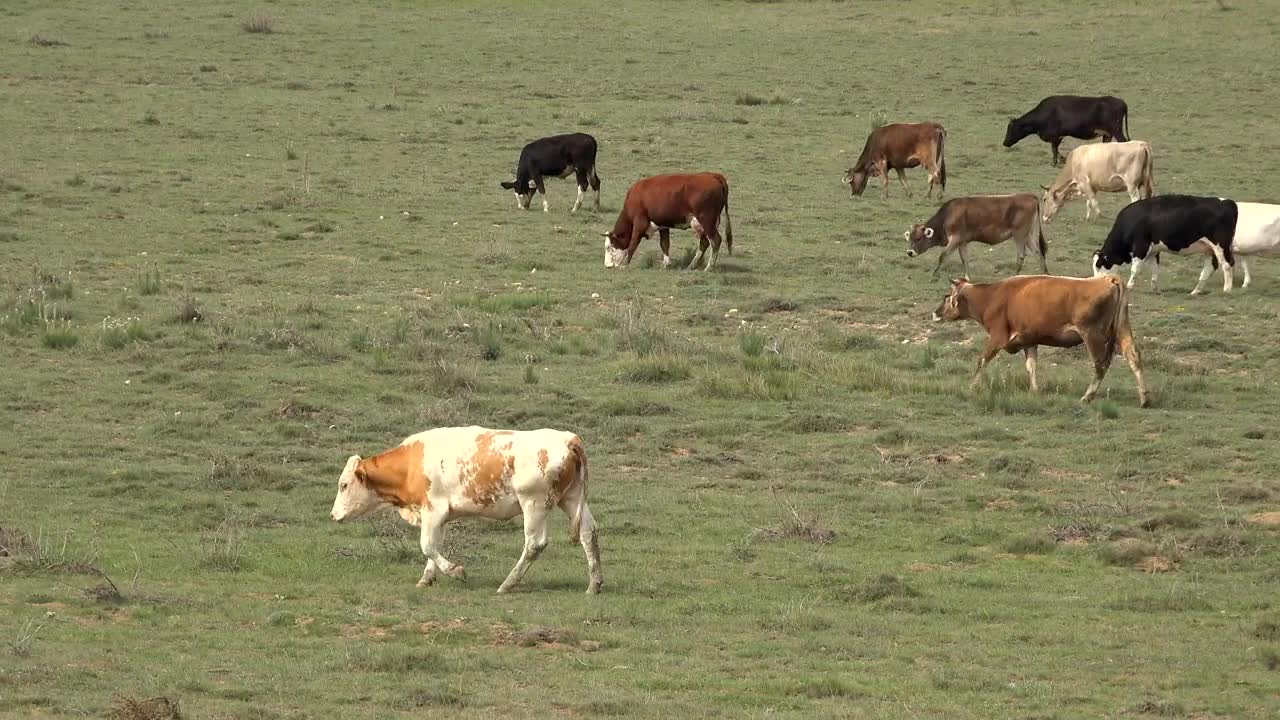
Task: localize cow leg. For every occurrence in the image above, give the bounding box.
[1080,332,1115,403]
[530,176,548,213]
[571,170,587,214]
[1084,189,1100,220]
[559,488,602,594]
[1211,242,1233,294]
[971,335,1005,389]
[1117,325,1150,408]
[1024,346,1040,392]
[589,167,601,210]
[1050,139,1062,167]
[1190,255,1215,295]
[930,243,954,280]
[417,511,463,587]
[1126,256,1144,290]
[1241,257,1252,288]
[956,244,971,281]
[657,229,672,268]
[1015,244,1027,274]
[895,168,912,197]
[497,502,550,594]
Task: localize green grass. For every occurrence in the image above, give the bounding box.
[2,1,1279,718]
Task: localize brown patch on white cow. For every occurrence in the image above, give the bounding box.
[463,431,515,507]
[536,448,549,474]
[553,437,583,499]
[358,441,430,510]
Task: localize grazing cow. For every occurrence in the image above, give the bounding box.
[1040,141,1154,222]
[906,193,1047,280]
[330,426,603,594]
[500,133,601,213]
[1228,202,1280,288]
[1003,95,1130,166]
[842,122,947,199]
[602,172,733,271]
[932,275,1149,407]
[1091,195,1238,295]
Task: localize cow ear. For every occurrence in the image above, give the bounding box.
[500,181,515,189]
[924,227,934,238]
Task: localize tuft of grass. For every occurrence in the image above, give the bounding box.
[523,363,538,385]
[173,296,203,323]
[734,91,792,107]
[142,110,160,126]
[399,688,468,709]
[790,676,857,698]
[1004,529,1056,555]
[620,352,692,383]
[100,317,153,349]
[198,64,217,72]
[65,173,86,187]
[1254,619,1280,642]
[1139,510,1201,531]
[138,265,162,295]
[141,30,169,40]
[868,109,888,130]
[841,573,920,603]
[471,322,503,361]
[750,490,835,545]
[199,514,247,571]
[1099,538,1157,567]
[241,12,274,34]
[739,332,766,357]
[285,144,299,160]
[40,314,79,350]
[8,618,43,658]
[367,648,445,673]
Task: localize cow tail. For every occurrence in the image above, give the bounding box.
[722,181,734,255]
[568,442,588,544]
[1107,276,1128,362]
[936,127,947,191]
[1143,144,1155,198]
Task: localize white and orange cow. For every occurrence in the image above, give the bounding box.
[330,426,602,594]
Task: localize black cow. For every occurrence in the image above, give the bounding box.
[500,133,601,213]
[1092,195,1238,296]
[1004,96,1129,166]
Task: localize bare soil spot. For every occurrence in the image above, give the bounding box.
[1247,511,1280,526]
[983,497,1015,511]
[907,562,945,573]
[1136,556,1176,574]
[491,624,599,651]
[419,618,468,634]
[109,695,182,720]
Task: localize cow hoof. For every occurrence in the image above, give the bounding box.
[1189,289,1203,296]
[416,576,435,588]
[587,581,603,595]
[445,565,466,580]
[496,585,513,594]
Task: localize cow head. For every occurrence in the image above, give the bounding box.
[500,180,534,210]
[932,279,970,322]
[330,455,385,522]
[1003,118,1031,148]
[1040,182,1074,222]
[1091,248,1125,277]
[601,233,628,269]
[905,224,941,257]
[842,167,871,196]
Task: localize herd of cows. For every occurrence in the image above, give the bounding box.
[327,95,1280,595]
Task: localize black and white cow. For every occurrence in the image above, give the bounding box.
[500,133,601,213]
[1091,195,1238,295]
[1003,95,1130,166]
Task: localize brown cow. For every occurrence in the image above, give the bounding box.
[906,194,1047,280]
[843,122,947,199]
[932,275,1149,407]
[602,172,732,271]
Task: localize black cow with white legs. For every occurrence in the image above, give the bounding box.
[500,133,601,213]
[1091,195,1238,295]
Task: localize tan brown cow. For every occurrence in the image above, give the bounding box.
[932,275,1149,407]
[906,194,1047,280]
[602,172,732,271]
[1040,140,1154,222]
[843,122,947,199]
[330,426,602,594]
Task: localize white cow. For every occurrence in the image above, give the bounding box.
[330,426,602,594]
[1041,140,1155,222]
[1231,202,1280,287]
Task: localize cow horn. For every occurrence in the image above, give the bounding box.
[1039,184,1050,191]
[840,173,852,184]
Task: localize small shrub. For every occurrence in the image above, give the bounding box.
[8,619,43,658]
[241,12,274,34]
[523,364,538,385]
[285,144,299,160]
[1099,538,1157,567]
[41,315,79,349]
[621,353,692,383]
[1260,648,1279,672]
[99,316,152,349]
[138,265,161,295]
[1139,510,1201,531]
[750,491,835,545]
[739,332,766,357]
[174,296,203,323]
[472,322,503,361]
[29,35,67,47]
[142,110,160,126]
[1186,528,1255,558]
[1094,400,1121,419]
[841,573,920,603]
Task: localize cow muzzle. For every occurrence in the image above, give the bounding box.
[932,312,943,322]
[907,250,917,258]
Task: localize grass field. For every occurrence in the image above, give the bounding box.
[3,0,1280,717]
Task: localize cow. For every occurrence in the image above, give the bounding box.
[329,426,603,595]
[842,122,947,199]
[906,194,1047,280]
[602,172,732,271]
[1228,202,1280,288]
[932,275,1149,407]
[499,133,601,213]
[1040,141,1154,222]
[1003,95,1130,166]
[1091,195,1238,296]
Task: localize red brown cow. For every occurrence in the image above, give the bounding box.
[932,275,1149,407]
[603,172,733,271]
[843,122,947,199]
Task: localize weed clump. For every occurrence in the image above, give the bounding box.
[241,12,274,34]
[840,573,920,603]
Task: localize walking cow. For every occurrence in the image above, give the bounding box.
[906,194,1047,280]
[1091,195,1238,295]
[1003,95,1130,166]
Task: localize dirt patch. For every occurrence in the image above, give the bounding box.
[983,497,1015,511]
[491,624,599,651]
[109,695,182,720]
[671,447,693,457]
[906,562,946,573]
[1136,556,1176,574]
[1247,511,1280,526]
[876,448,965,466]
[419,618,468,635]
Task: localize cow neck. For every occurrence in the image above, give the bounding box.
[358,445,416,507]
[961,283,996,321]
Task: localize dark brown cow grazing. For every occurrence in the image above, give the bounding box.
[906,194,1047,280]
[603,172,733,271]
[843,122,947,199]
[932,275,1149,407]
